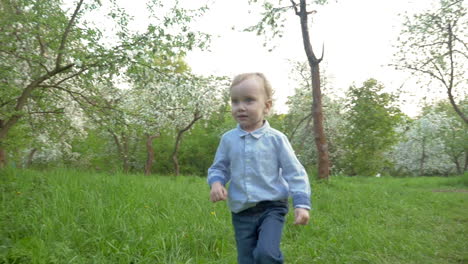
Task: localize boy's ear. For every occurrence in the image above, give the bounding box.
[264,99,273,114]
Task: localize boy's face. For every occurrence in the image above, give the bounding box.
[230,77,272,132]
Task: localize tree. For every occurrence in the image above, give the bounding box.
[21,101,83,168]
[0,0,210,168]
[125,54,192,175]
[247,0,331,179]
[127,52,227,175]
[394,0,467,124]
[157,75,225,176]
[389,105,466,176]
[0,0,84,167]
[85,88,138,173]
[432,100,468,174]
[285,61,345,175]
[341,79,403,176]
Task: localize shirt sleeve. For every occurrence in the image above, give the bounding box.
[278,134,311,209]
[207,134,231,187]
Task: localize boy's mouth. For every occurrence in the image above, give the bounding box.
[237,115,248,119]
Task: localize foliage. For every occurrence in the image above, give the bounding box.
[0,0,211,167]
[340,79,403,176]
[1,169,466,263]
[144,99,234,176]
[69,127,123,172]
[432,100,468,174]
[245,0,329,49]
[128,70,228,175]
[178,116,235,176]
[28,103,236,175]
[394,0,467,123]
[389,100,467,176]
[285,61,346,174]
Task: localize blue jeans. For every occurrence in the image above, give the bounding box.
[231,200,289,264]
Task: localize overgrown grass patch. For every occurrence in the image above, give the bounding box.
[1,169,466,263]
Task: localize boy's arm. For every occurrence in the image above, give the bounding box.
[277,134,311,211]
[207,135,231,190]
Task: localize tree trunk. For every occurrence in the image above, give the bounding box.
[110,131,130,173]
[446,23,468,124]
[0,120,6,168]
[310,64,330,179]
[145,133,160,175]
[419,137,426,176]
[122,133,130,172]
[295,0,330,179]
[26,148,38,168]
[172,139,181,176]
[453,158,461,175]
[172,112,202,176]
[0,146,6,169]
[464,150,468,173]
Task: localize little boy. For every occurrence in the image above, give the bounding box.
[207,73,311,264]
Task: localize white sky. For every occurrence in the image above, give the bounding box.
[182,0,438,116]
[87,0,441,116]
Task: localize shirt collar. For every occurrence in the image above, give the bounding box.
[236,120,270,139]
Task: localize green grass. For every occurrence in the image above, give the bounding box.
[1,169,467,264]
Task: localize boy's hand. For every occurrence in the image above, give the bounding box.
[210,182,228,203]
[294,208,310,225]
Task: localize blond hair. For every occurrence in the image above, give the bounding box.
[230,72,273,101]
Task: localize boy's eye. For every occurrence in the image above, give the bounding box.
[245,98,254,103]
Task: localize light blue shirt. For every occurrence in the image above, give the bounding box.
[208,121,311,213]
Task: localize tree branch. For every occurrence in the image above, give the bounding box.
[453,50,468,59]
[453,35,468,51]
[318,42,324,63]
[53,64,95,86]
[43,85,102,108]
[36,27,46,58]
[446,22,467,124]
[290,0,299,15]
[430,61,448,89]
[447,23,455,92]
[297,0,318,63]
[28,109,65,115]
[0,99,17,109]
[290,113,313,140]
[0,63,74,140]
[402,64,445,84]
[56,0,84,69]
[414,41,447,48]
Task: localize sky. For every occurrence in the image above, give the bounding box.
[182,0,436,116]
[88,0,440,116]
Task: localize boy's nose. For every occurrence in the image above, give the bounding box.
[238,102,246,110]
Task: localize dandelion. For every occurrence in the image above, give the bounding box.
[210,211,216,216]
[16,191,21,195]
[144,205,149,208]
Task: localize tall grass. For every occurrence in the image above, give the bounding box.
[1,169,467,263]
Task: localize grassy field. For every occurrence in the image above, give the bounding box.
[0,169,467,264]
